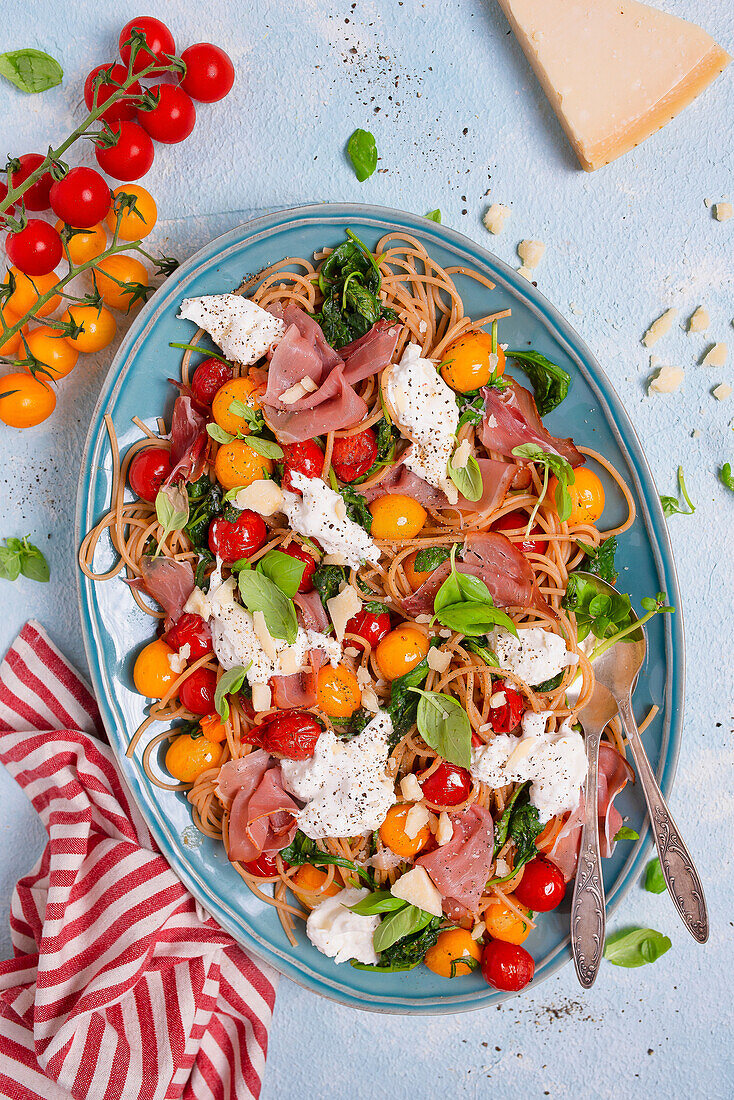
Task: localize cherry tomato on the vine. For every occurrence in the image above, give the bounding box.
[128,446,172,502]
[164,613,213,660]
[345,607,391,653]
[24,326,78,380]
[61,305,116,353]
[179,667,218,715]
[278,542,316,592]
[208,509,267,564]
[6,220,62,277]
[258,711,323,760]
[486,684,524,734]
[190,358,233,406]
[330,428,377,482]
[84,63,142,122]
[119,17,176,75]
[95,121,154,182]
[481,940,535,992]
[179,43,235,103]
[3,269,60,318]
[137,84,196,144]
[107,184,157,240]
[0,373,56,429]
[94,254,149,312]
[49,167,111,229]
[54,221,107,265]
[281,440,323,492]
[9,154,53,211]
[513,857,566,912]
[420,761,472,807]
[491,511,548,556]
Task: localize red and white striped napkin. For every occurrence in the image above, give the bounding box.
[0,621,277,1100]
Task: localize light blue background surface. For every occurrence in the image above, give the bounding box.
[0,1,732,1097]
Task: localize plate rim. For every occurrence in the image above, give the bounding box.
[75,201,684,1014]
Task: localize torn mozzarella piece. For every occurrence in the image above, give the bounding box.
[306,888,379,965]
[178,294,285,366]
[489,625,575,686]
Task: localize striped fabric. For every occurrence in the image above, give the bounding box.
[0,622,278,1100]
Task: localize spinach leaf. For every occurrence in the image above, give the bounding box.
[256,549,306,598]
[424,209,441,222]
[214,665,250,722]
[340,485,372,532]
[311,563,347,611]
[237,570,298,643]
[0,49,63,94]
[507,349,571,415]
[447,453,483,502]
[465,638,499,666]
[410,689,472,768]
[493,783,529,856]
[614,826,639,841]
[0,535,50,583]
[332,706,372,739]
[185,476,221,549]
[533,670,564,693]
[194,550,215,591]
[644,857,666,894]
[719,462,734,492]
[660,466,695,517]
[576,536,618,584]
[603,927,671,968]
[455,391,486,430]
[352,417,399,483]
[281,830,372,886]
[313,230,395,347]
[347,128,378,181]
[413,546,450,573]
[492,783,542,876]
[386,639,440,745]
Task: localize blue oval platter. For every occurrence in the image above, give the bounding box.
[76,204,683,1014]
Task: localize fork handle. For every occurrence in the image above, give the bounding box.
[618,695,709,943]
[571,726,606,987]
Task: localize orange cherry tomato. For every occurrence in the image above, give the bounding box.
[549,467,605,525]
[165,733,223,784]
[93,254,149,311]
[375,624,430,681]
[441,331,505,392]
[290,865,341,909]
[424,928,482,977]
[370,494,427,541]
[316,664,361,718]
[482,897,532,945]
[107,184,158,240]
[24,326,78,380]
[213,439,273,491]
[403,548,441,591]
[55,220,107,265]
[379,803,431,857]
[200,712,227,743]
[132,638,176,698]
[211,376,261,435]
[0,372,56,428]
[4,268,61,318]
[61,304,117,353]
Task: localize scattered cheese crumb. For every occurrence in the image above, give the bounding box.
[321,553,347,566]
[343,646,360,658]
[327,585,362,643]
[713,383,732,401]
[483,203,511,235]
[251,682,272,711]
[361,687,380,713]
[701,342,728,368]
[438,628,452,639]
[427,647,452,674]
[452,438,471,470]
[400,774,423,802]
[234,480,285,517]
[404,802,430,839]
[436,811,454,847]
[470,921,486,941]
[713,202,733,222]
[355,665,372,689]
[642,308,676,347]
[688,306,709,333]
[517,239,545,269]
[517,265,534,281]
[167,644,190,674]
[489,690,507,709]
[414,613,432,625]
[648,365,684,394]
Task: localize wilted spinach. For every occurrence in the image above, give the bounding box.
[507,349,571,415]
[340,485,373,532]
[353,417,399,484]
[185,475,222,548]
[313,230,396,348]
[311,563,347,611]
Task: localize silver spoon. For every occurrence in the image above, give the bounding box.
[571,681,618,987]
[574,573,709,945]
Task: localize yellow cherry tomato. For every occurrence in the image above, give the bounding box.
[403,548,440,591]
[424,928,482,977]
[211,376,261,435]
[0,372,56,428]
[107,185,158,241]
[370,494,427,540]
[549,467,605,525]
[316,664,361,718]
[132,638,176,698]
[375,624,430,681]
[165,733,223,784]
[214,439,273,491]
[55,220,107,265]
[94,254,149,312]
[290,865,341,908]
[0,306,24,357]
[379,803,431,857]
[4,268,61,318]
[441,331,505,392]
[24,326,79,380]
[483,896,532,945]
[61,305,117,353]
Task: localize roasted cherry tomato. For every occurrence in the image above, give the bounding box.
[128,446,172,502]
[345,607,391,653]
[481,940,534,991]
[179,43,235,103]
[259,711,323,760]
[483,897,532,945]
[316,664,361,718]
[441,331,505,392]
[165,732,222,784]
[84,63,142,122]
[179,667,218,715]
[133,638,175,698]
[164,613,213,660]
[214,440,272,492]
[330,428,377,482]
[200,713,227,743]
[138,84,196,143]
[0,372,56,428]
[49,167,111,229]
[208,508,267,564]
[420,761,472,807]
[211,376,260,435]
[119,16,176,74]
[279,542,316,592]
[549,467,605,526]
[107,184,157,240]
[375,624,429,680]
[281,440,323,492]
[514,857,566,912]
[95,121,155,182]
[486,685,524,734]
[243,850,287,877]
[190,358,233,406]
[380,803,431,857]
[424,928,482,977]
[290,865,341,908]
[9,154,53,211]
[370,494,427,540]
[491,511,548,556]
[6,220,62,276]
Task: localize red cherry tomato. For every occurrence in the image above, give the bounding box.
[179,667,217,715]
[119,16,176,75]
[279,542,316,592]
[514,857,566,912]
[191,359,233,407]
[259,711,323,760]
[243,850,288,876]
[49,167,111,229]
[128,446,172,502]
[481,940,535,991]
[281,440,323,492]
[164,613,213,661]
[345,607,391,653]
[95,122,154,182]
[487,685,524,734]
[179,43,235,103]
[208,509,267,565]
[6,220,62,276]
[330,428,377,483]
[9,154,53,211]
[420,761,472,806]
[84,63,142,122]
[492,511,547,556]
[0,181,15,217]
[137,84,196,144]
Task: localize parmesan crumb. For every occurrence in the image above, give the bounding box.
[688,306,709,333]
[489,690,507,709]
[642,308,676,347]
[713,383,732,401]
[483,203,511,235]
[517,239,545,269]
[279,376,318,405]
[713,202,733,222]
[517,265,534,281]
[321,553,347,566]
[414,613,432,625]
[361,687,380,713]
[427,647,452,674]
[701,342,728,368]
[234,479,285,517]
[452,438,471,470]
[470,921,486,941]
[404,802,430,839]
[648,365,684,394]
[251,682,272,712]
[436,811,454,847]
[400,774,423,802]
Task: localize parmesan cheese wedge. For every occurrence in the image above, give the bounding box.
[497,0,731,172]
[390,865,443,917]
[327,585,362,643]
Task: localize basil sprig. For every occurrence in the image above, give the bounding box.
[603,927,671,968]
[614,826,639,841]
[409,688,471,768]
[154,485,189,556]
[432,545,517,638]
[205,421,283,460]
[660,466,695,518]
[346,128,378,181]
[447,452,483,502]
[0,535,50,583]
[237,570,298,643]
[511,443,575,525]
[349,889,438,956]
[214,665,251,722]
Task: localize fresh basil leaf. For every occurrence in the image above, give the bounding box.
[414,546,451,573]
[447,452,483,502]
[373,903,430,953]
[228,398,265,433]
[206,423,234,445]
[456,392,485,430]
[454,572,494,605]
[512,444,575,523]
[154,485,189,551]
[0,49,63,94]
[719,462,734,492]
[424,209,441,222]
[371,914,443,968]
[214,665,250,722]
[237,569,298,643]
[281,830,372,886]
[614,826,639,841]
[256,549,306,598]
[347,128,378,181]
[410,688,471,768]
[434,601,518,638]
[348,890,407,916]
[433,567,464,613]
[0,544,22,581]
[644,857,666,894]
[603,927,671,968]
[0,536,50,583]
[245,435,284,460]
[507,349,571,415]
[20,545,50,582]
[533,670,564,693]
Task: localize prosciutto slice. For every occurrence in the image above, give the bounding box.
[294,590,330,633]
[130,556,194,630]
[363,459,515,515]
[164,395,208,485]
[215,750,270,809]
[271,649,326,709]
[417,805,494,916]
[480,379,584,468]
[402,531,551,617]
[547,744,634,881]
[227,765,299,864]
[338,319,401,384]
